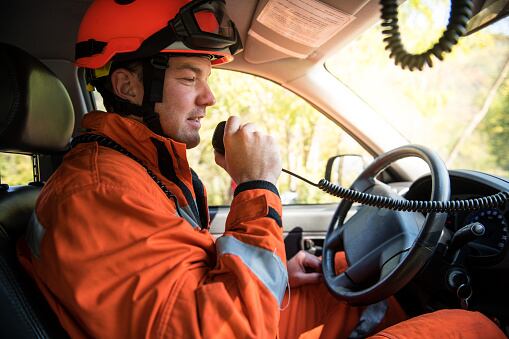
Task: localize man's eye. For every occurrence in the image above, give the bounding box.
[182,77,196,82]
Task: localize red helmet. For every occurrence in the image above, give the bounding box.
[75,0,242,69]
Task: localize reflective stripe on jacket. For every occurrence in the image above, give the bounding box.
[18,112,287,338]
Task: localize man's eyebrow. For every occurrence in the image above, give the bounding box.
[174,63,211,77]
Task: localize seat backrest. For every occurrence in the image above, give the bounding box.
[0,42,74,338]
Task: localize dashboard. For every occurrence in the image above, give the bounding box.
[405,169,509,266]
[400,170,509,326]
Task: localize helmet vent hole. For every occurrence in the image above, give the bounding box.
[115,0,135,5]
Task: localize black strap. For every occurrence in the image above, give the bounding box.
[191,169,209,229]
[140,55,169,136]
[151,138,202,227]
[71,134,183,218]
[89,55,169,136]
[75,39,107,59]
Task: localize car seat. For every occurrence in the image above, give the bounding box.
[0,42,74,338]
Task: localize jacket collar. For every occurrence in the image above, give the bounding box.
[80,111,209,229]
[81,111,189,171]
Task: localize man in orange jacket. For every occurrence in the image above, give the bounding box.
[18,0,506,338]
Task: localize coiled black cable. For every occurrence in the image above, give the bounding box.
[212,121,508,213]
[317,178,509,213]
[380,0,474,71]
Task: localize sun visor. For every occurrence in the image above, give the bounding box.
[244,0,357,64]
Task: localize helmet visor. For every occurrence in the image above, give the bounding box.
[171,0,242,54]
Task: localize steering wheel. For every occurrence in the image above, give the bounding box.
[322,145,450,305]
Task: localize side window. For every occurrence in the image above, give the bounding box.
[188,69,372,206]
[0,153,33,185]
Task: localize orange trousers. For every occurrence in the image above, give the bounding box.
[278,282,403,338]
[278,253,506,339]
[278,282,506,339]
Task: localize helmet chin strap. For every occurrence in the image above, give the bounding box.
[140,54,169,137]
[98,54,169,137]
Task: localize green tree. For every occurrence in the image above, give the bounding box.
[0,153,33,185]
[481,76,509,172]
[188,70,369,205]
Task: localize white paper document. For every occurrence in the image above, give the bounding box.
[257,0,356,47]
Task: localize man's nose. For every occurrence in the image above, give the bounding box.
[198,83,216,107]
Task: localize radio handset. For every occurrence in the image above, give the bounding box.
[211,121,227,155]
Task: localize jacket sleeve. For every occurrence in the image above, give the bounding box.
[26,178,286,339]
[166,180,286,338]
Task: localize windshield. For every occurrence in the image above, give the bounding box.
[326,0,509,179]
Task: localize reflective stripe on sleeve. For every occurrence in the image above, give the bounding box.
[216,235,287,305]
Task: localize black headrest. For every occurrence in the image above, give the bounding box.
[0,43,74,154]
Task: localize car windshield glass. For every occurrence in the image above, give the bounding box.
[326,0,509,178]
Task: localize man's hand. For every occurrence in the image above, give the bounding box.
[214,116,282,186]
[287,250,322,288]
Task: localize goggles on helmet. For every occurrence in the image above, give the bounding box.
[171,0,242,53]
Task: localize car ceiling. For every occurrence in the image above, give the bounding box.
[0,0,381,85]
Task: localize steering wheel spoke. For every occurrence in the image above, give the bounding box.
[325,225,343,250]
[331,272,356,290]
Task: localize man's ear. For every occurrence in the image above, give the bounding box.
[110,68,143,105]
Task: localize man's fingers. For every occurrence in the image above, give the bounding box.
[240,122,257,133]
[303,252,322,272]
[225,118,258,137]
[292,272,322,287]
[220,116,281,185]
[225,116,241,135]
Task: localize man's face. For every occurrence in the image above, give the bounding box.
[155,56,215,149]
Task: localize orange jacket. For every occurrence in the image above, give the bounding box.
[18,112,287,338]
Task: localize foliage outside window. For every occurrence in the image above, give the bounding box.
[326,0,509,179]
[187,70,371,206]
[0,153,32,185]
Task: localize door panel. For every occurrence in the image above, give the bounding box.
[209,203,360,258]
